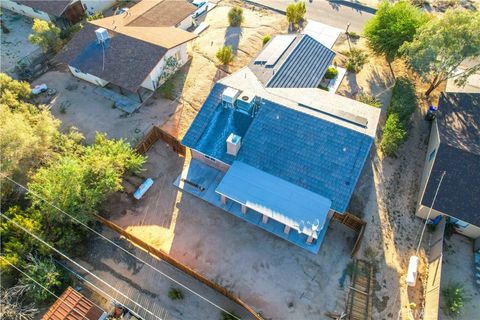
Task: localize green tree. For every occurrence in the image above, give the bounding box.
[28,133,144,253]
[262,34,271,46]
[286,1,306,28]
[216,46,234,65]
[20,255,70,304]
[363,0,428,78]
[0,207,44,273]
[0,74,61,200]
[228,7,244,27]
[28,19,62,53]
[401,10,480,96]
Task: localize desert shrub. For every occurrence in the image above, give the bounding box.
[380,114,407,157]
[442,282,469,317]
[221,311,241,320]
[262,34,271,46]
[228,7,244,27]
[344,48,368,73]
[216,46,234,65]
[324,67,339,79]
[356,93,381,108]
[29,19,63,53]
[380,77,416,157]
[87,11,103,21]
[168,287,184,300]
[60,23,83,40]
[286,1,306,28]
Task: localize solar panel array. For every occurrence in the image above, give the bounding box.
[267,35,336,88]
[254,35,296,66]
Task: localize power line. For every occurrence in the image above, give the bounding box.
[2,175,240,319]
[0,212,163,320]
[0,256,90,320]
[416,171,446,255]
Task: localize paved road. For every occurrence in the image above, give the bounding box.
[67,229,254,320]
[245,0,375,33]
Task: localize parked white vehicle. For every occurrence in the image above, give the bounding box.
[191,0,208,18]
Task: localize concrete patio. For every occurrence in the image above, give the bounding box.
[173,159,329,254]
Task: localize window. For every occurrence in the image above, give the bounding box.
[174,51,181,63]
[428,149,436,162]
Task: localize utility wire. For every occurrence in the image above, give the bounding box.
[0,212,164,320]
[1,175,240,320]
[415,171,446,255]
[0,256,90,320]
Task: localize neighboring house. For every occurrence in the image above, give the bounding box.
[42,287,107,320]
[417,92,480,239]
[0,0,115,26]
[56,0,198,112]
[177,35,381,253]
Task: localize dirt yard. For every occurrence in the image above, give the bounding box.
[160,0,288,139]
[439,234,480,319]
[31,71,179,144]
[334,34,448,319]
[0,9,39,72]
[103,141,359,320]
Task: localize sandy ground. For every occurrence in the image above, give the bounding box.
[31,71,178,144]
[334,34,448,319]
[159,0,288,139]
[439,234,480,319]
[103,141,359,320]
[75,229,254,320]
[0,10,39,72]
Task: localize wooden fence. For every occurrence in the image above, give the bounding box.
[136,126,186,156]
[95,215,263,320]
[332,212,367,257]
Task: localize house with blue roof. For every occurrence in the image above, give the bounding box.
[176,35,381,254]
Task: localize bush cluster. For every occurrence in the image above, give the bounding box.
[262,34,271,46]
[380,77,417,157]
[344,48,368,73]
[228,7,244,27]
[216,46,234,65]
[324,67,339,80]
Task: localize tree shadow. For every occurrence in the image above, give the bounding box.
[223,26,243,54]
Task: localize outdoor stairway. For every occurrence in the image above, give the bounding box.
[345,260,375,320]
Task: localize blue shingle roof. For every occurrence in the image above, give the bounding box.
[182,84,254,164]
[267,35,336,88]
[182,86,373,213]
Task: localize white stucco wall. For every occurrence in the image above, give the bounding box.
[191,149,230,172]
[417,120,441,208]
[177,15,193,31]
[140,43,188,91]
[68,65,109,87]
[80,0,116,15]
[1,0,52,21]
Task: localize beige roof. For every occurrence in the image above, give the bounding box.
[90,0,197,49]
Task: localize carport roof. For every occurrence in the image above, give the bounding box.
[216,161,331,238]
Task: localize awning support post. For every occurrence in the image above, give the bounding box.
[284,225,290,234]
[220,195,227,205]
[262,215,269,224]
[241,205,248,214]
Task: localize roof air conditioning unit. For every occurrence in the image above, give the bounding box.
[95,28,109,43]
[226,133,241,156]
[222,87,240,108]
[236,93,255,115]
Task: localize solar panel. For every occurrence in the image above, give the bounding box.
[254,35,296,65]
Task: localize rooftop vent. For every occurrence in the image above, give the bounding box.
[95,28,109,43]
[226,133,241,156]
[222,87,240,107]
